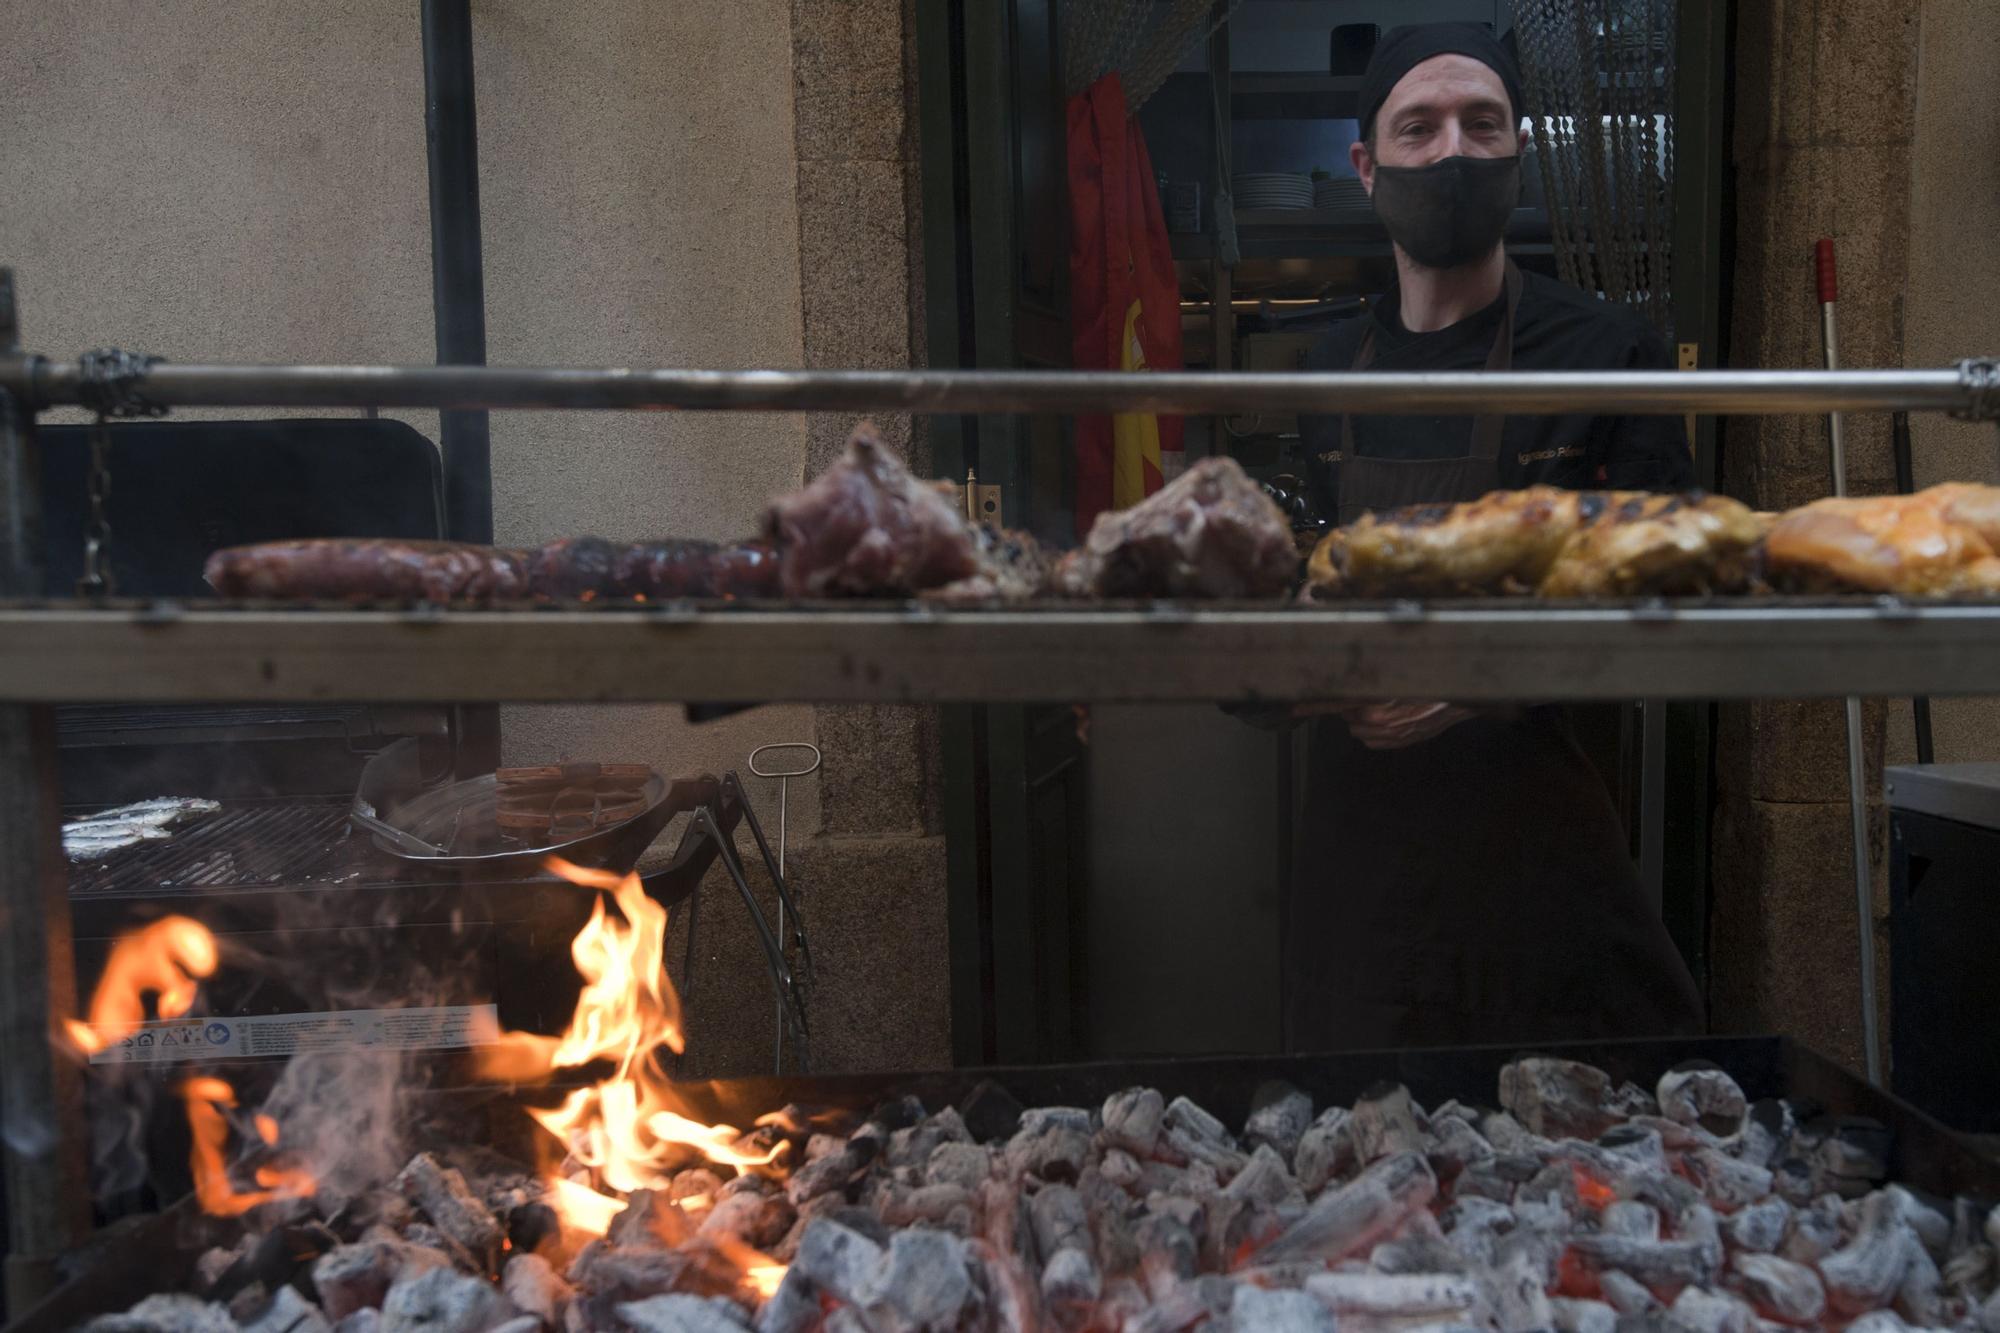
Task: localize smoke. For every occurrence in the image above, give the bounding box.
[256,1047,411,1206]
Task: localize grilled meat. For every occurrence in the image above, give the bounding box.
[1538,492,1767,597]
[763,422,983,598]
[1310,487,1764,598]
[1763,482,2000,594]
[63,797,221,862]
[926,524,1055,604]
[528,537,781,600]
[204,539,533,601]
[1054,456,1296,599]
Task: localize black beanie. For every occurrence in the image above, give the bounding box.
[1357,22,1525,142]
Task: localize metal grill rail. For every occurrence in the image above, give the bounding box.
[63,799,352,899]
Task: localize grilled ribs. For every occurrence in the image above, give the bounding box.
[1763,482,2000,594]
[1055,456,1297,599]
[1309,487,1765,598]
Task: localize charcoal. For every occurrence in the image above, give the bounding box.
[1897,1229,1945,1326]
[1455,1157,1522,1203]
[1807,1115,1893,1197]
[783,1147,861,1205]
[214,1220,343,1304]
[820,1311,869,1333]
[1608,1081,1660,1119]
[877,1182,975,1229]
[1499,1057,1619,1139]
[1667,1285,1755,1333]
[1485,1247,1555,1331]
[1848,1314,1919,1333]
[1303,1271,1484,1320]
[615,1294,752,1333]
[669,1168,724,1207]
[1686,1146,1775,1210]
[1596,1270,1658,1315]
[752,1269,819,1333]
[1822,1191,1919,1313]
[379,1267,518,1333]
[1440,1196,1515,1266]
[698,1189,791,1247]
[1731,1252,1824,1324]
[1772,1157,1817,1206]
[1222,1143,1304,1210]
[958,1081,1025,1144]
[82,1294,239,1333]
[923,1140,993,1192]
[610,1190,693,1249]
[1722,1198,1791,1253]
[1428,1114,1494,1178]
[1102,1088,1165,1157]
[1100,1148,1143,1191]
[333,1312,382,1333]
[854,1227,975,1329]
[396,1154,504,1272]
[193,1241,248,1294]
[1350,1082,1429,1164]
[239,1285,331,1333]
[790,1217,885,1304]
[489,1320,541,1333]
[1598,1124,1668,1169]
[508,1202,562,1258]
[888,1107,970,1170]
[1135,1212,1200,1284]
[1780,1193,1846,1265]
[1737,1100,1794,1168]
[1603,1200,1661,1240]
[1551,1297,1620,1333]
[1041,1245,1103,1309]
[315,1239,415,1322]
[1569,1234,1716,1289]
[1163,1096,1232,1149]
[1257,1151,1438,1264]
[1899,1188,1953,1258]
[1480,1110,1542,1154]
[1003,1120,1092,1182]
[567,1242,693,1304]
[1228,1284,1336,1333]
[1245,1081,1314,1160]
[502,1252,571,1326]
[1293,1107,1352,1195]
[1029,1183,1092,1260]
[1162,1124,1249,1179]
[1656,1062,1749,1138]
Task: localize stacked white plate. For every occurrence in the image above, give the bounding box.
[1233,172,1315,210]
[1313,175,1371,210]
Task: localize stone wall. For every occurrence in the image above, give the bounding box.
[1,1,947,1077]
[1711,0,2000,1070]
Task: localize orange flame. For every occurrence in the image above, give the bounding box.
[476,856,785,1238]
[181,1077,315,1216]
[65,916,218,1053]
[1571,1164,1618,1210]
[713,1233,787,1301]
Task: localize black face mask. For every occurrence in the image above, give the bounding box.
[1369,154,1521,270]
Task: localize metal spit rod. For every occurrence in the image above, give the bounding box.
[1818,238,1883,1086]
[6,356,2000,419]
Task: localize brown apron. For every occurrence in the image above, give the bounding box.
[1287,260,1702,1051]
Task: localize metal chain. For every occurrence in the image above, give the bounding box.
[72,349,166,598]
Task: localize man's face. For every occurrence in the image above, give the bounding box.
[1351,53,1525,189]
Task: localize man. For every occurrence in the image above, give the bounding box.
[1288,23,1703,1050]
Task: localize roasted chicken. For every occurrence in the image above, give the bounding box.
[1763,482,2000,594]
[1309,487,1766,598]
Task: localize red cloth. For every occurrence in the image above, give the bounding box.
[1067,73,1184,536]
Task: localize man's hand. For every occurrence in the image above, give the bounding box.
[1337,700,1480,750]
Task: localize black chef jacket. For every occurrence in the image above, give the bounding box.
[1282,268,1705,1054]
[1300,268,1695,512]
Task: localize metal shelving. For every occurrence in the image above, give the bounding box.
[1,601,1999,706]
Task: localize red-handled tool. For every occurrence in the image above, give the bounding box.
[1817,237,1881,1084]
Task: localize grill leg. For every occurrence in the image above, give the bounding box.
[0,273,90,1316]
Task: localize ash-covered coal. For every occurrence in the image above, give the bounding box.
[82,1056,2000,1332]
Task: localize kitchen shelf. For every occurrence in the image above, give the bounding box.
[1171,207,1554,262]
[2,600,1998,705]
[1230,73,1364,121]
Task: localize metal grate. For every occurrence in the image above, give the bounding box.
[64,798,355,899]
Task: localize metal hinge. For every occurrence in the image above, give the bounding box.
[947,470,1003,526]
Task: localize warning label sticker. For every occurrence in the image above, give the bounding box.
[85,1004,499,1065]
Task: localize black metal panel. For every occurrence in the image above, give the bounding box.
[1890,807,2000,1132]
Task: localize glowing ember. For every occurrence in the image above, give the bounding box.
[180,1077,314,1216]
[65,915,218,1053]
[477,856,786,1231]
[712,1234,788,1301]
